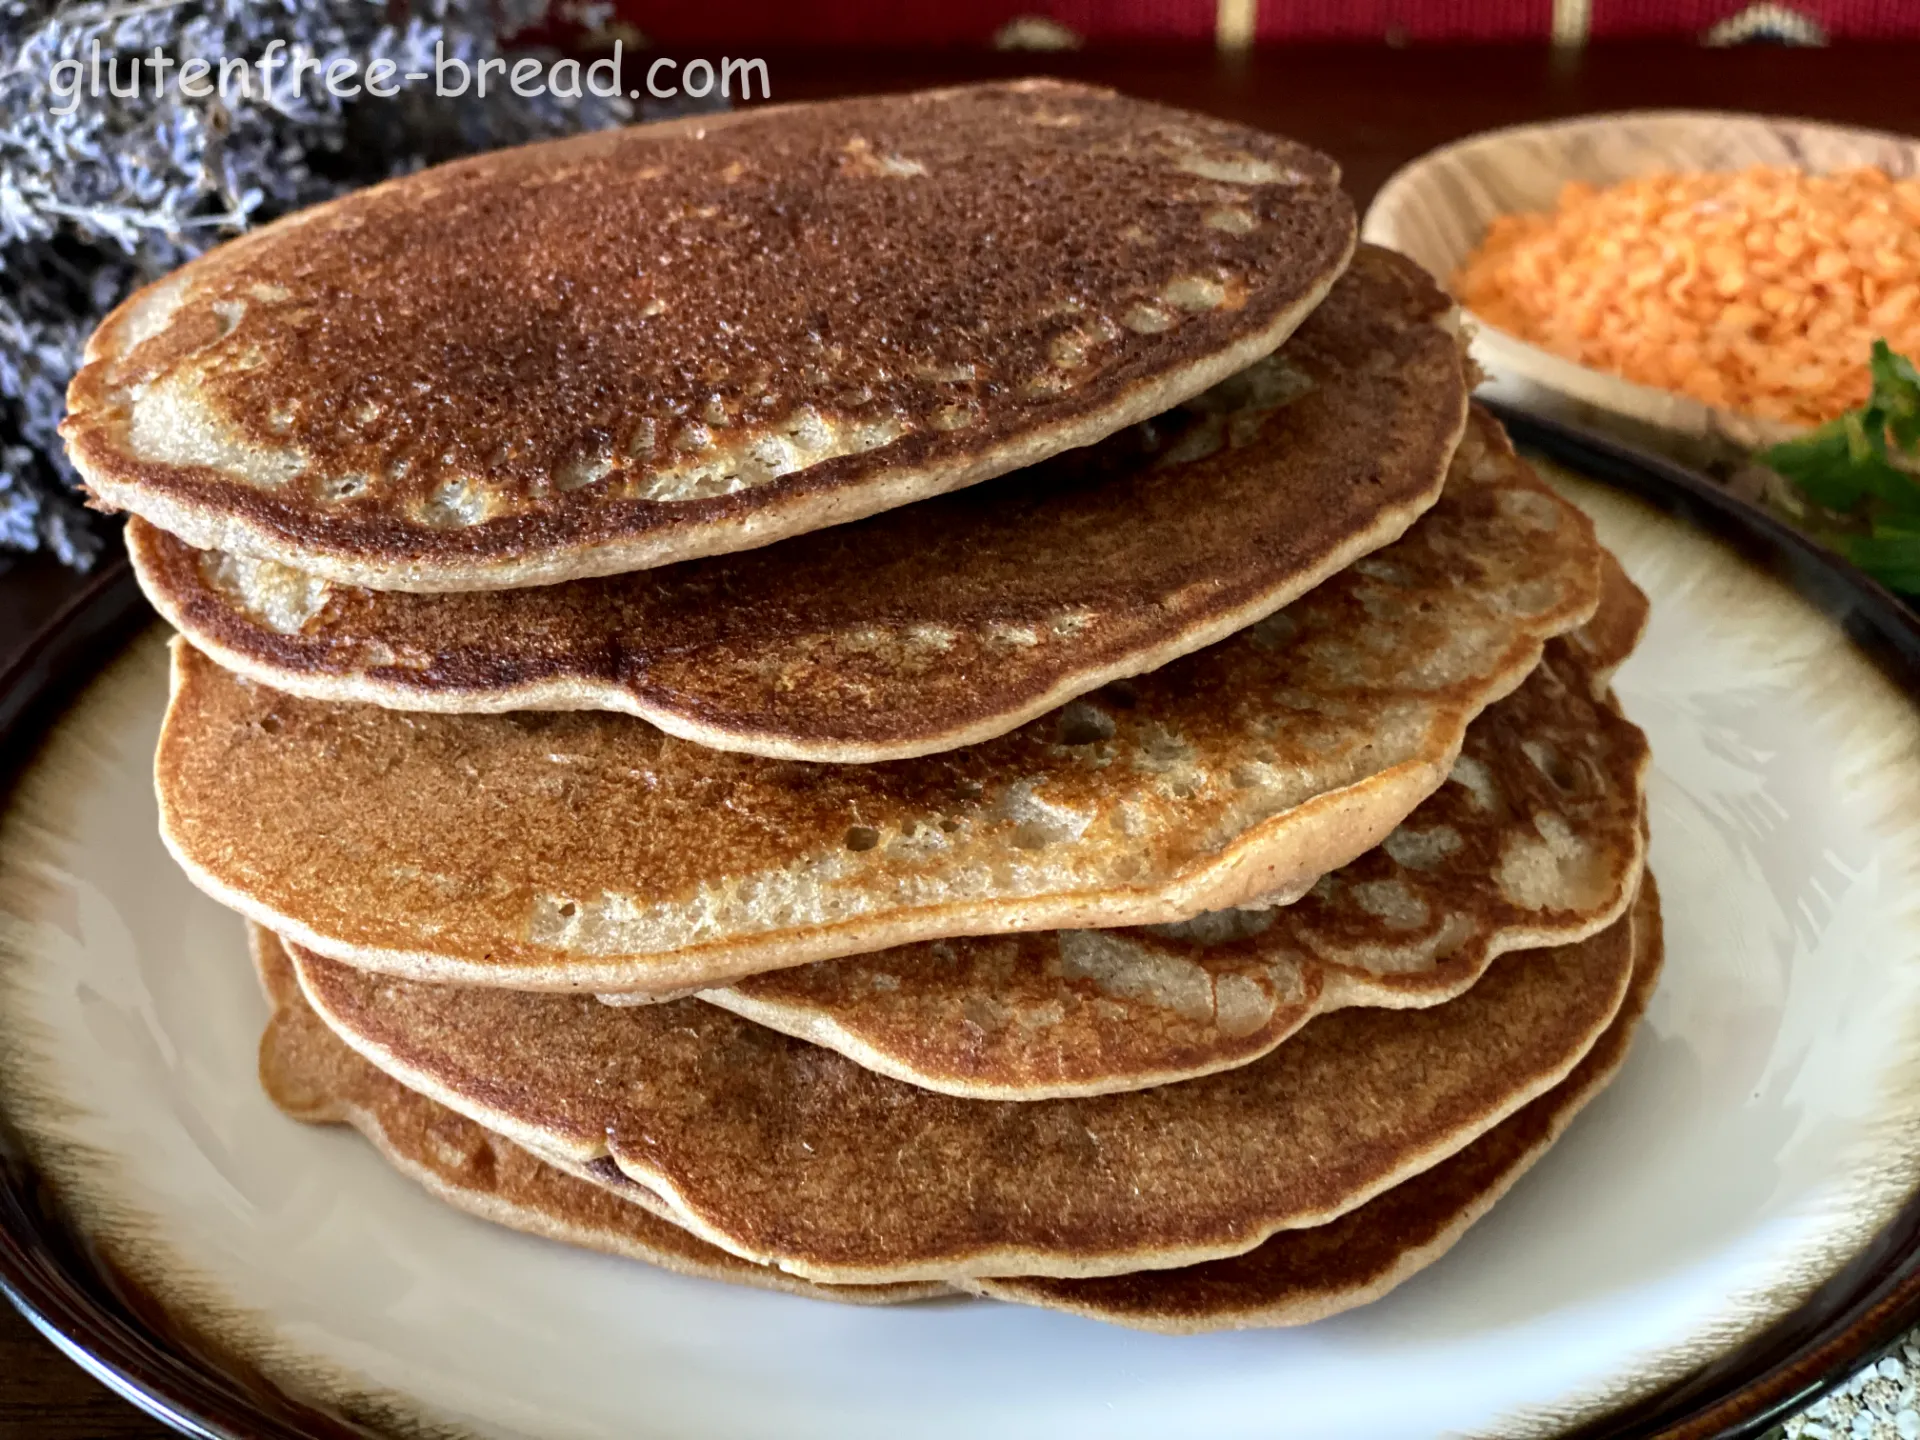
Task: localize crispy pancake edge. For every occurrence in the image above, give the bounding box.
[288,901,1639,1283]
[124,246,1464,761]
[249,880,1658,1326]
[966,874,1663,1330]
[694,664,1651,1099]
[687,571,1651,1098]
[248,924,947,1307]
[150,415,1606,993]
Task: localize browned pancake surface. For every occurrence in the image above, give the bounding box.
[291,899,1637,1283]
[970,878,1663,1330]
[251,881,1658,1329]
[67,82,1356,590]
[128,246,1464,761]
[697,619,1650,1098]
[249,928,944,1306]
[155,411,1602,994]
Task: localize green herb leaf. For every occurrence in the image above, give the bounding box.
[1759,342,1920,570]
[1763,408,1920,518]
[1846,526,1920,595]
[1870,340,1920,452]
[1766,418,1868,508]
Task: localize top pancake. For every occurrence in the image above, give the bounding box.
[154,410,1602,995]
[124,245,1466,762]
[65,81,1357,591]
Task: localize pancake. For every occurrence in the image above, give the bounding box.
[155,411,1604,995]
[689,615,1650,1099]
[125,246,1467,763]
[248,928,945,1306]
[289,891,1641,1284]
[64,81,1357,592]
[968,877,1662,1330]
[253,885,1657,1329]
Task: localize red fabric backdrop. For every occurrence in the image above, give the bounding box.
[1589,0,1916,36]
[607,1,1210,46]
[601,0,1920,44]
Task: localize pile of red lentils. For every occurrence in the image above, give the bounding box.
[1452,165,1920,427]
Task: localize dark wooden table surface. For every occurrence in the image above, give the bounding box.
[4,37,1919,1440]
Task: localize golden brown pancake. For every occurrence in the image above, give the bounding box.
[155,412,1603,995]
[248,928,946,1306]
[688,619,1650,1099]
[289,894,1640,1284]
[126,246,1466,763]
[65,81,1358,592]
[968,878,1662,1330]
[252,886,1657,1329]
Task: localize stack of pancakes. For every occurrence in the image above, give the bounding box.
[63,81,1659,1333]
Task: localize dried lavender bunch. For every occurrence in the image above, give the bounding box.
[0,0,631,567]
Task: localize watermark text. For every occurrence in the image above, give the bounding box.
[47,42,770,115]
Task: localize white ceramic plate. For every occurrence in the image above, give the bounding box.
[5,427,1920,1438]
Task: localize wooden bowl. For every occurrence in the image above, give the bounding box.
[1362,111,1920,461]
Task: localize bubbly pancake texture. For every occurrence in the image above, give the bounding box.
[290,900,1638,1283]
[693,607,1650,1099]
[66,81,1357,591]
[249,928,945,1305]
[969,879,1661,1329]
[154,410,1603,994]
[126,246,1467,762]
